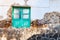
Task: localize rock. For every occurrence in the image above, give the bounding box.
[44,12,60,24]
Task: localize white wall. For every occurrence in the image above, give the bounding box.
[0,0,60,20]
[49,0,60,12]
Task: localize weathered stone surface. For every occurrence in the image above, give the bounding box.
[44,12,60,24]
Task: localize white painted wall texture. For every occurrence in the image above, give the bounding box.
[0,0,60,20]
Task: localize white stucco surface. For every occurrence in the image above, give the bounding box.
[0,0,60,20]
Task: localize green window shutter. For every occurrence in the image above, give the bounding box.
[12,6,31,28]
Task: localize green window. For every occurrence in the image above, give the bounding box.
[12,6,31,28]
